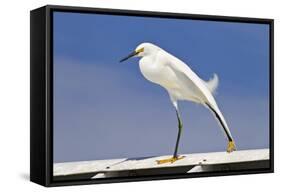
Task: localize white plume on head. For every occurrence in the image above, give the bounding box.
[203,73,219,95]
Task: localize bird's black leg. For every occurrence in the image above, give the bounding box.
[173,109,183,158]
[156,104,185,164]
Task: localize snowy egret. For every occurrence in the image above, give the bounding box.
[120,42,236,164]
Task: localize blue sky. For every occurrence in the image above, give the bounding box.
[53,11,270,163]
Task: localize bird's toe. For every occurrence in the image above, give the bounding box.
[156,156,185,164]
[227,141,236,153]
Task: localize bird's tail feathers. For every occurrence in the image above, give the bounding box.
[204,73,219,95]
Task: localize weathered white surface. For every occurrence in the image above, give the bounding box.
[54,149,269,176]
[54,158,126,176]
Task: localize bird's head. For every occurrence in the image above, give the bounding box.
[119,42,160,62]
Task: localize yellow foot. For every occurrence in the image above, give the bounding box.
[156,156,185,164]
[227,141,236,153]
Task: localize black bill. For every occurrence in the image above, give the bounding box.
[119,50,137,62]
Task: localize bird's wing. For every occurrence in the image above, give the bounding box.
[163,50,233,141]
[163,51,215,104]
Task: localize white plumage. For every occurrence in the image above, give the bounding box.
[120,42,236,164]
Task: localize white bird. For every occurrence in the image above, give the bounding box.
[120,42,236,164]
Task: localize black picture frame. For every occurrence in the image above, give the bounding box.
[30,4,274,187]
